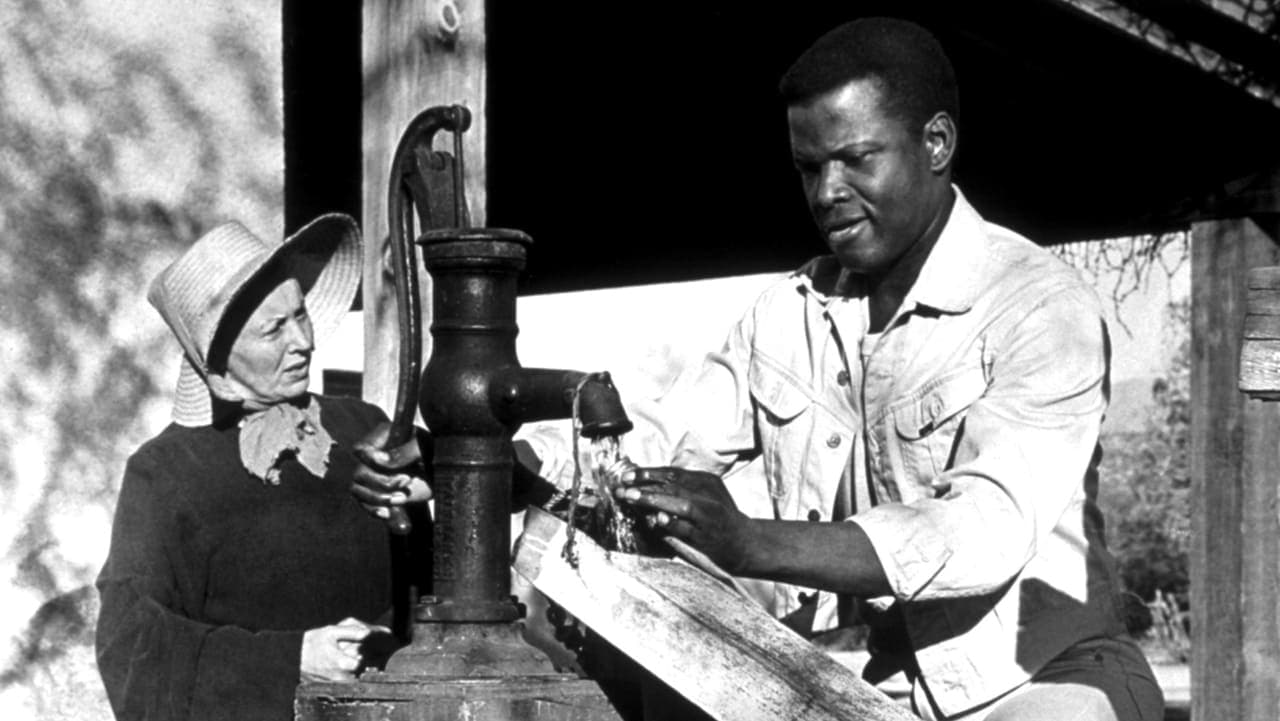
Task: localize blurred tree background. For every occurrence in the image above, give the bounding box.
[0,1,281,718]
[1097,298,1192,660]
[1101,299,1192,603]
[1057,234,1193,660]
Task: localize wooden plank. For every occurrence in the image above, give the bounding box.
[1233,335,1280,396]
[513,508,914,721]
[1242,313,1280,340]
[1247,266,1280,290]
[1240,268,1280,393]
[1190,217,1280,721]
[362,0,486,412]
[1243,289,1280,317]
[1239,338,1280,398]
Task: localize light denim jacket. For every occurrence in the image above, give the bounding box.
[655,188,1127,716]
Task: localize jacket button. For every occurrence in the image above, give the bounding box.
[826,433,842,448]
[928,395,944,420]
[836,370,850,386]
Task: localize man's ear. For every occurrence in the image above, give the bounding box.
[923,112,957,174]
[206,372,245,404]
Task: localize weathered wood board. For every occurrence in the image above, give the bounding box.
[513,507,914,721]
[1240,265,1280,398]
[1193,217,1280,721]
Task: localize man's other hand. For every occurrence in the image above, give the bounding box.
[613,466,751,573]
[300,617,392,682]
[350,422,432,519]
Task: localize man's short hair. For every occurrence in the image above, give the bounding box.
[779,17,959,136]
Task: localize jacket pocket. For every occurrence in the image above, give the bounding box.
[749,357,814,499]
[891,369,987,484]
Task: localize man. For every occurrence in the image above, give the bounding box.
[615,18,1163,721]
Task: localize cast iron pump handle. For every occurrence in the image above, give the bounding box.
[383,104,472,535]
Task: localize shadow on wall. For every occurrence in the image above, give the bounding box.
[0,1,282,717]
[0,588,100,719]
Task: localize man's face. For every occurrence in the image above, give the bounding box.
[220,277,314,410]
[787,78,940,276]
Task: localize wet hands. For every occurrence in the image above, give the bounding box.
[613,466,751,574]
[300,617,392,682]
[350,422,432,519]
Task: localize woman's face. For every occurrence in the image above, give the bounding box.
[217,277,315,411]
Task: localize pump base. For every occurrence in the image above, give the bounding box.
[294,674,624,721]
[382,621,557,677]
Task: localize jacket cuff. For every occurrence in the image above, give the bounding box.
[851,506,953,601]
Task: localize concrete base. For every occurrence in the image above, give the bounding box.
[295,674,625,721]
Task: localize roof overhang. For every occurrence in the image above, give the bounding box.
[483,0,1280,293]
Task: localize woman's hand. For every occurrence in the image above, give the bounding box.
[300,617,391,682]
[350,422,432,519]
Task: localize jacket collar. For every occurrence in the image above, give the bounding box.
[902,186,990,315]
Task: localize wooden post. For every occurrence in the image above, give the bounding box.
[362,0,486,412]
[1190,216,1280,721]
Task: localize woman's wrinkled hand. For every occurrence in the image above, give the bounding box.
[300,617,392,682]
[350,422,432,519]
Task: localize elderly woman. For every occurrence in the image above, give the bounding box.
[95,215,430,721]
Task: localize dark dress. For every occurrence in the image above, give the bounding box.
[95,395,427,721]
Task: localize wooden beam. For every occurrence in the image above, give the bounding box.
[514,508,915,721]
[1154,164,1280,230]
[362,0,486,412]
[1112,0,1280,88]
[1050,0,1280,110]
[1190,216,1280,721]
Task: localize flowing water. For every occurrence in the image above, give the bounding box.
[552,429,644,565]
[583,435,639,553]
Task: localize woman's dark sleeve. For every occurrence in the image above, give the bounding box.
[95,452,304,721]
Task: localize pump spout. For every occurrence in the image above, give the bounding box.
[491,368,633,438]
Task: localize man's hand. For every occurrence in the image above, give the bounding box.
[350,422,432,520]
[613,466,753,574]
[300,617,392,682]
[617,467,892,598]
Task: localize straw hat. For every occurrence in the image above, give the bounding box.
[147,214,362,426]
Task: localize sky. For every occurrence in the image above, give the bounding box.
[1089,243,1191,383]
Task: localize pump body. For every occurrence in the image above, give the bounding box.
[295,106,631,720]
